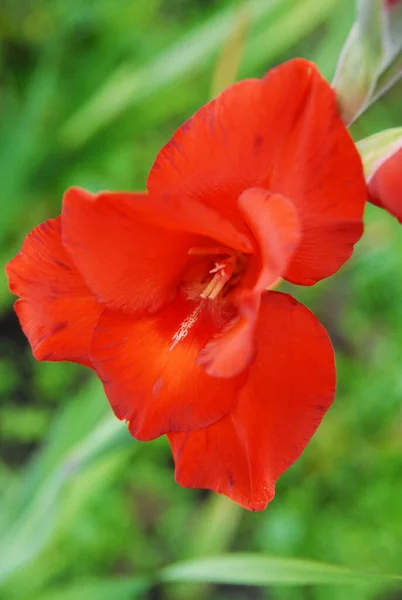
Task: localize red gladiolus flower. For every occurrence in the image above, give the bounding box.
[6,59,366,510]
[368,146,402,223]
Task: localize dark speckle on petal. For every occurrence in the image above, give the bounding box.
[52,258,71,270]
[254,134,263,155]
[226,472,235,492]
[52,321,69,333]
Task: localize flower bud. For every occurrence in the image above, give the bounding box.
[333,0,402,124]
[357,128,402,221]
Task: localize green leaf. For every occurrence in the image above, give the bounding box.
[356,126,402,178]
[0,50,59,237]
[241,0,338,78]
[210,4,249,97]
[33,577,150,600]
[159,554,402,587]
[0,405,131,585]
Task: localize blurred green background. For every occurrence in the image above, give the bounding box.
[0,0,402,599]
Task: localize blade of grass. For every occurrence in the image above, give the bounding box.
[241,0,338,78]
[0,51,59,237]
[159,554,402,587]
[32,577,150,600]
[210,3,250,97]
[0,412,130,584]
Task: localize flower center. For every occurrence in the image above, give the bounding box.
[201,259,234,299]
[188,246,243,300]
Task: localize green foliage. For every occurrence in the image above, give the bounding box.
[0,1,402,599]
[159,554,402,586]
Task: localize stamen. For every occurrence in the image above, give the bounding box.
[188,246,241,301]
[201,260,234,299]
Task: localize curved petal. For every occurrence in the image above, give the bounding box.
[237,189,300,289]
[131,192,253,254]
[90,294,246,442]
[267,63,367,284]
[169,291,335,511]
[62,187,198,314]
[5,218,102,366]
[148,58,366,285]
[197,190,300,378]
[368,147,402,223]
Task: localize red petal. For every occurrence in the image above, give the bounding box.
[238,189,300,289]
[266,63,367,285]
[169,291,335,511]
[368,147,402,223]
[148,58,366,285]
[197,190,300,378]
[196,305,258,379]
[62,188,197,314]
[131,192,253,254]
[5,218,101,366]
[90,295,246,441]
